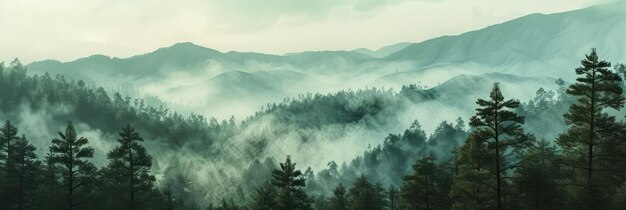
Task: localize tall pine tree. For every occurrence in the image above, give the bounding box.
[103,124,156,210]
[452,83,531,210]
[0,120,19,208]
[0,120,19,165]
[4,135,40,210]
[49,121,97,210]
[272,156,311,210]
[557,48,625,210]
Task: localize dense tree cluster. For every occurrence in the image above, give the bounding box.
[218,49,626,210]
[0,120,174,210]
[2,49,626,209]
[249,88,403,129]
[0,58,237,150]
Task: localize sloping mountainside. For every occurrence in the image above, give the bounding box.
[6,2,626,208]
[384,2,626,81]
[0,59,572,207]
[161,70,324,117]
[24,1,626,119]
[353,42,413,58]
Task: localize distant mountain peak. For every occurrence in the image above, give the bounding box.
[170,42,203,49]
[124,42,224,63]
[158,42,218,53]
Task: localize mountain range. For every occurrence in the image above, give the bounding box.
[25,1,626,119]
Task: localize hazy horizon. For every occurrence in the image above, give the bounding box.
[3,1,626,209]
[0,0,615,63]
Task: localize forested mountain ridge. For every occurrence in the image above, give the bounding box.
[23,1,626,120]
[0,58,462,207]
[3,1,626,209]
[1,53,596,208]
[4,49,626,209]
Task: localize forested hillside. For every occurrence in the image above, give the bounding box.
[3,48,626,209]
[0,58,470,208]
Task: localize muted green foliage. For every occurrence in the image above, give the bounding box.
[1,49,626,209]
[249,182,277,210]
[457,82,531,210]
[272,156,311,210]
[49,121,97,210]
[101,124,157,210]
[347,176,383,210]
[388,185,399,210]
[400,155,452,210]
[450,132,496,210]
[329,183,348,210]
[0,120,19,165]
[557,49,626,210]
[3,135,40,209]
[512,140,565,210]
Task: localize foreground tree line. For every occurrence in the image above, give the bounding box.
[2,49,626,210]
[231,49,626,210]
[241,49,626,210]
[0,121,164,210]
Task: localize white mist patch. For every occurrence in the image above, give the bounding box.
[401,101,471,135]
[73,123,118,167]
[10,102,117,167]
[262,122,390,171]
[14,102,72,157]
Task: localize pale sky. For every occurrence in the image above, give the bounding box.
[0,0,614,63]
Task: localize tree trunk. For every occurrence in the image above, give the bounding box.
[495,98,502,210]
[587,68,597,210]
[129,139,135,210]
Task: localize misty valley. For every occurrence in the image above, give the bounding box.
[2,1,626,210]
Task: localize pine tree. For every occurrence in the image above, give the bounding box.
[388,185,399,210]
[49,121,97,210]
[557,49,625,210]
[314,196,329,210]
[162,184,184,210]
[0,120,19,208]
[347,175,379,210]
[4,135,40,210]
[450,133,496,210]
[614,63,626,87]
[249,182,277,210]
[427,120,468,160]
[330,183,348,210]
[272,156,311,210]
[513,140,564,210]
[465,82,530,210]
[219,199,240,210]
[103,124,156,210]
[373,182,388,210]
[401,155,452,210]
[34,153,62,209]
[0,120,19,165]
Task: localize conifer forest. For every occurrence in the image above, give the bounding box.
[2,1,626,210]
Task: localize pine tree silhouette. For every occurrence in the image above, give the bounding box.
[49,121,96,210]
[103,123,156,210]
